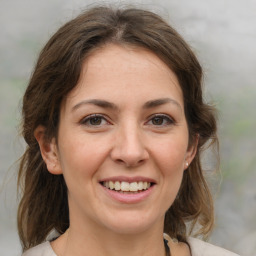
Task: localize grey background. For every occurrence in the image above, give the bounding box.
[1,0,256,255]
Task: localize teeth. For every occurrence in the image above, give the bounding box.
[102,181,152,192]
[109,181,114,190]
[114,181,121,191]
[138,181,143,190]
[130,182,139,192]
[121,181,130,191]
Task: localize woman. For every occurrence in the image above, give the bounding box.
[18,6,239,256]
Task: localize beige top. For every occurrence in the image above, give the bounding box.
[22,237,240,256]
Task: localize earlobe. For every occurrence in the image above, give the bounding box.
[184,134,199,170]
[34,125,62,175]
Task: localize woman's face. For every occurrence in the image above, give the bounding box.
[53,44,196,235]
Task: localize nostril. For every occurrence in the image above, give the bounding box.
[115,159,125,164]
[114,158,146,168]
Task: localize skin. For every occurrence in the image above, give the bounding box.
[35,44,195,256]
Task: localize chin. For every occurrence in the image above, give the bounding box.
[100,210,163,235]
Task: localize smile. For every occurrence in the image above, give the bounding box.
[101,181,152,193]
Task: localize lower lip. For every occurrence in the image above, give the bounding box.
[101,185,155,204]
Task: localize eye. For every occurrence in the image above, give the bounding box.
[80,114,110,127]
[146,114,175,126]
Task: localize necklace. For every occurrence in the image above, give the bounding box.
[164,238,171,256]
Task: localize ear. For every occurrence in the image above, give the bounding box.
[184,134,199,170]
[34,125,62,175]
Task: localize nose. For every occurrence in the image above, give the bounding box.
[110,124,149,168]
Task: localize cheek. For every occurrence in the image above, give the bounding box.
[152,137,188,203]
[154,137,188,173]
[57,135,110,186]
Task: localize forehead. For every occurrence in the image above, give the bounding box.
[64,44,183,109]
[83,44,178,81]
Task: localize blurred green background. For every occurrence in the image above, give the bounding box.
[1,1,255,255]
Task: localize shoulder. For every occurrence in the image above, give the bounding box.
[22,241,57,256]
[188,237,240,256]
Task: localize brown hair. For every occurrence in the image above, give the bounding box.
[18,6,218,251]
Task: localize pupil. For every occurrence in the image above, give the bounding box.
[153,117,163,125]
[90,117,101,125]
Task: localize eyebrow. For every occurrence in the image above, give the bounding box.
[143,98,182,111]
[72,99,118,112]
[72,98,182,112]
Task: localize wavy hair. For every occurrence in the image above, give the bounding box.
[18,6,218,251]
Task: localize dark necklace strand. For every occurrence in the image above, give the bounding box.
[164,238,171,256]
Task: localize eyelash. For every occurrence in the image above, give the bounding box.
[146,114,175,127]
[80,114,110,127]
[80,113,175,128]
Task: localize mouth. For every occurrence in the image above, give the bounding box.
[100,181,155,193]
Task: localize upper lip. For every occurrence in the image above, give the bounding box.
[99,176,156,184]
